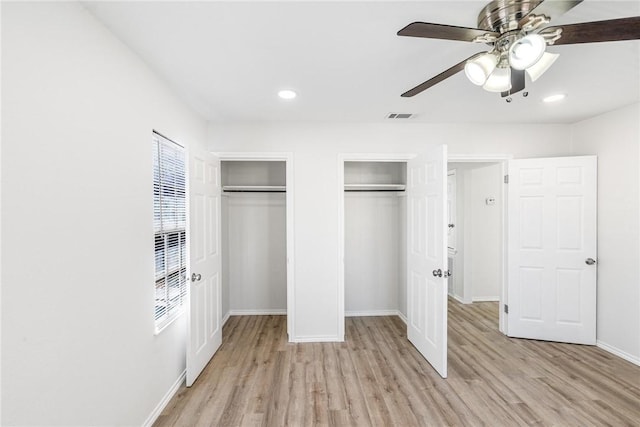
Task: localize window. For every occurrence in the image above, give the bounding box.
[153,132,187,330]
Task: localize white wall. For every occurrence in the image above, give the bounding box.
[222,193,287,314]
[469,163,502,301]
[447,163,502,303]
[208,122,573,340]
[0,2,4,421]
[2,5,636,427]
[450,169,466,301]
[345,193,402,314]
[2,3,207,425]
[570,103,640,364]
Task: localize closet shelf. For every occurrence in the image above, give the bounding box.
[344,184,406,192]
[222,185,286,193]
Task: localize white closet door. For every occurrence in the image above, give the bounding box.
[507,156,597,345]
[407,145,448,378]
[187,149,222,386]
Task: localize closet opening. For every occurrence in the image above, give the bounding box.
[220,159,291,336]
[447,160,506,332]
[342,160,408,325]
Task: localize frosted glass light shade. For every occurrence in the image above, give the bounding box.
[526,52,559,82]
[509,34,546,70]
[483,67,512,92]
[464,53,498,86]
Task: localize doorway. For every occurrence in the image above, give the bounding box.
[447,156,508,333]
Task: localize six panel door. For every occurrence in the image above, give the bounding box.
[507,156,597,345]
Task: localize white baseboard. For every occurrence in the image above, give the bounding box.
[291,335,343,343]
[292,311,407,343]
[396,311,407,325]
[345,310,399,317]
[228,309,287,316]
[222,311,231,327]
[597,340,640,366]
[472,297,500,302]
[222,309,286,327]
[142,370,186,427]
[451,294,466,304]
[346,310,407,324]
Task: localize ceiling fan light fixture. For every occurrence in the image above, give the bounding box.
[483,67,511,92]
[526,52,559,82]
[464,53,498,86]
[509,34,546,70]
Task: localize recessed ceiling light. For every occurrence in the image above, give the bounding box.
[542,93,566,103]
[278,89,297,100]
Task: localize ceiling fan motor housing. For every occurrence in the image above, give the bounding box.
[478,0,544,33]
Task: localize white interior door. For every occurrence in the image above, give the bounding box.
[407,145,448,378]
[187,148,222,386]
[507,156,597,344]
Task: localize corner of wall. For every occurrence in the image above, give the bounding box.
[142,371,186,427]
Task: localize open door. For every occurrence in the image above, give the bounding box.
[407,145,448,378]
[187,148,222,386]
[507,156,597,345]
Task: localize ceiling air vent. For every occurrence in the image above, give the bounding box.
[387,113,413,119]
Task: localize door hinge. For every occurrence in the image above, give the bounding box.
[504,304,509,314]
[504,174,509,184]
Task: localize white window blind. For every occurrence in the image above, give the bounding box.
[153,132,187,330]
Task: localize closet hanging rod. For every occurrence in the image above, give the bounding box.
[222,185,286,193]
[345,189,405,192]
[224,190,286,193]
[344,184,406,192]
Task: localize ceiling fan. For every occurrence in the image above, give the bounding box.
[398,0,640,100]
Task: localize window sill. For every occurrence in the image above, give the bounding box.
[154,309,184,335]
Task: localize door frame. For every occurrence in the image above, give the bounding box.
[447,154,512,334]
[337,153,416,341]
[215,152,296,341]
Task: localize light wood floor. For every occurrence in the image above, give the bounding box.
[154,301,640,426]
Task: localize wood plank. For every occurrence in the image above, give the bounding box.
[154,302,640,426]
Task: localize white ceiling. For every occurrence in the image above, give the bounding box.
[84,1,640,124]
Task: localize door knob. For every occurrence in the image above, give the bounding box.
[585,258,596,265]
[432,269,442,277]
[191,273,202,281]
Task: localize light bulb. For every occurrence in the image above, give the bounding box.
[483,67,512,92]
[464,53,498,86]
[509,34,546,70]
[526,52,559,82]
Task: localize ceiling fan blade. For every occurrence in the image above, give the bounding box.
[398,22,498,42]
[519,0,584,27]
[501,69,526,98]
[401,53,484,97]
[545,17,640,45]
